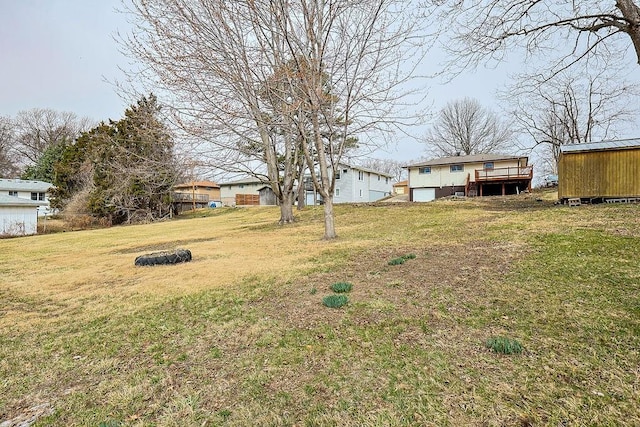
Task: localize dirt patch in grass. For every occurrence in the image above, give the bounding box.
[263,240,524,331]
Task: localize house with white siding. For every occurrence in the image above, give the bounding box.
[0,194,42,236]
[405,154,532,202]
[305,163,394,205]
[0,179,54,216]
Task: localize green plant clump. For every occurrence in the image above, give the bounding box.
[323,294,349,308]
[330,282,353,293]
[388,254,417,265]
[485,336,523,355]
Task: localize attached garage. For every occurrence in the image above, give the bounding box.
[412,188,436,202]
[0,195,41,237]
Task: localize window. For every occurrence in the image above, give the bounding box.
[358,171,364,181]
[450,164,464,172]
[239,184,244,188]
[335,188,340,196]
[419,167,431,174]
[8,191,17,196]
[484,162,494,170]
[335,171,341,180]
[359,189,363,197]
[377,175,380,181]
[31,192,38,200]
[385,177,389,184]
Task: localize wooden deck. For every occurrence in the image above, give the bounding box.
[466,166,533,197]
[475,166,533,182]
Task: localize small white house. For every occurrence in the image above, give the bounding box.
[0,179,54,216]
[0,194,42,236]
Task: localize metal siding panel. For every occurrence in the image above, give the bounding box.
[559,148,640,198]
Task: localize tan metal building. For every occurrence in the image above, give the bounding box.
[558,139,640,202]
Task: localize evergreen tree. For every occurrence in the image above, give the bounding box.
[52,95,178,224]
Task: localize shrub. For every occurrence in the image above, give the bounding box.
[330,282,353,293]
[323,294,348,308]
[402,253,416,260]
[485,336,523,354]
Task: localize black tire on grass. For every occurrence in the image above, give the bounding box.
[135,249,192,266]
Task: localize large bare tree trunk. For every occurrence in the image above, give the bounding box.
[322,196,337,240]
[279,191,295,224]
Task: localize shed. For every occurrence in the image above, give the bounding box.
[0,195,42,237]
[258,186,278,206]
[558,139,640,202]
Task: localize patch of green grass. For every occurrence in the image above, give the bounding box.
[484,336,523,354]
[388,253,417,265]
[322,294,349,308]
[330,282,353,293]
[388,257,405,265]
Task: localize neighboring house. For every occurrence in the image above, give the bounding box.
[405,154,532,202]
[305,163,394,205]
[0,178,54,216]
[173,181,221,212]
[558,139,640,203]
[0,194,42,236]
[393,180,409,195]
[219,177,265,206]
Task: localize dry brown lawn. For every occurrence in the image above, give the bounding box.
[1,193,639,426]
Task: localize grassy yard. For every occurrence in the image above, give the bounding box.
[1,193,639,426]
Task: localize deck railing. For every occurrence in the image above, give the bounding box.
[172,192,210,203]
[475,166,533,182]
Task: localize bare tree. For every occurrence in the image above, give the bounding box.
[13,108,93,167]
[356,158,407,182]
[422,98,512,157]
[504,69,638,173]
[427,0,640,77]
[0,116,20,177]
[122,0,427,238]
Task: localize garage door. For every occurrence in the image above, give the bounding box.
[413,188,436,202]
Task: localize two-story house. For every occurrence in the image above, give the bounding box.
[0,178,54,216]
[305,163,394,205]
[405,154,532,202]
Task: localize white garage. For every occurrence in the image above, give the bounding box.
[412,188,436,202]
[0,195,42,237]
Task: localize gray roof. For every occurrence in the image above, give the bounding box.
[0,195,42,207]
[559,138,640,154]
[0,178,53,192]
[219,177,267,186]
[339,163,394,178]
[405,153,528,168]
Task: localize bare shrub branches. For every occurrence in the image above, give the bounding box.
[427,0,640,78]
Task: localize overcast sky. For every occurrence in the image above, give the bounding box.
[0,0,562,164]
